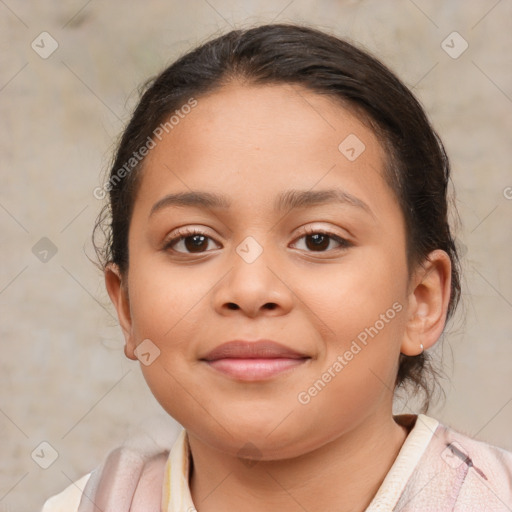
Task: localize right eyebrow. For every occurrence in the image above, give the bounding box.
[149,191,231,218]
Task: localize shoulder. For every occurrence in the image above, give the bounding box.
[414,415,512,507]
[40,473,92,512]
[438,419,512,475]
[39,416,180,511]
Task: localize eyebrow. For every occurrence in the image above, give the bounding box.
[149,188,374,218]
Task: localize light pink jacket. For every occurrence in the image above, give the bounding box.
[41,414,512,511]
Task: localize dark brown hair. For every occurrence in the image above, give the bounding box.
[93,22,461,412]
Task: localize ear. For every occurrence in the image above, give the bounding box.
[104,263,137,360]
[401,249,452,356]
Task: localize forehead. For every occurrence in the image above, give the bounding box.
[159,82,378,159]
[134,82,396,220]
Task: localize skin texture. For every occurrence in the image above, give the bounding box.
[105,82,452,512]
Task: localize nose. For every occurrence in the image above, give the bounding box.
[211,236,294,318]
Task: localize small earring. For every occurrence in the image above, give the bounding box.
[420,343,424,353]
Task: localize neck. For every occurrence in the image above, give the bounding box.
[188,413,410,512]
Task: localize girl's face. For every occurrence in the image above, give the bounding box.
[109,82,420,459]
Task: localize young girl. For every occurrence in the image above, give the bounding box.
[42,23,512,512]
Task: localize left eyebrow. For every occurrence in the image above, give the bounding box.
[149,188,374,218]
[274,188,375,218]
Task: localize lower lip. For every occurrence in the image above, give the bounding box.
[204,358,309,381]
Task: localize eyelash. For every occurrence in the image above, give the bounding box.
[162,226,352,255]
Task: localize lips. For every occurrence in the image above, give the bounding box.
[200,340,310,381]
[201,340,308,361]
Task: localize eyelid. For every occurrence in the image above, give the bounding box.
[294,221,353,240]
[296,223,351,239]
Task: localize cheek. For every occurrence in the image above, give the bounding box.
[126,259,213,390]
[299,248,408,394]
[138,358,209,434]
[301,249,407,332]
[127,256,207,341]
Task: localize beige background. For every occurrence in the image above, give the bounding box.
[0,1,511,510]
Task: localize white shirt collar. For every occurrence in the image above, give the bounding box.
[162,414,440,511]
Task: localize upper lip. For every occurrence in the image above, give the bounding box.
[201,340,309,361]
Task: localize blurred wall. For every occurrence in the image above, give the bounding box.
[0,1,511,510]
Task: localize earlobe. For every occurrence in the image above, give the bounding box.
[104,263,137,361]
[400,317,426,356]
[401,250,452,356]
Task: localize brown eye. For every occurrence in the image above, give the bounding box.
[163,229,220,254]
[292,228,352,253]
